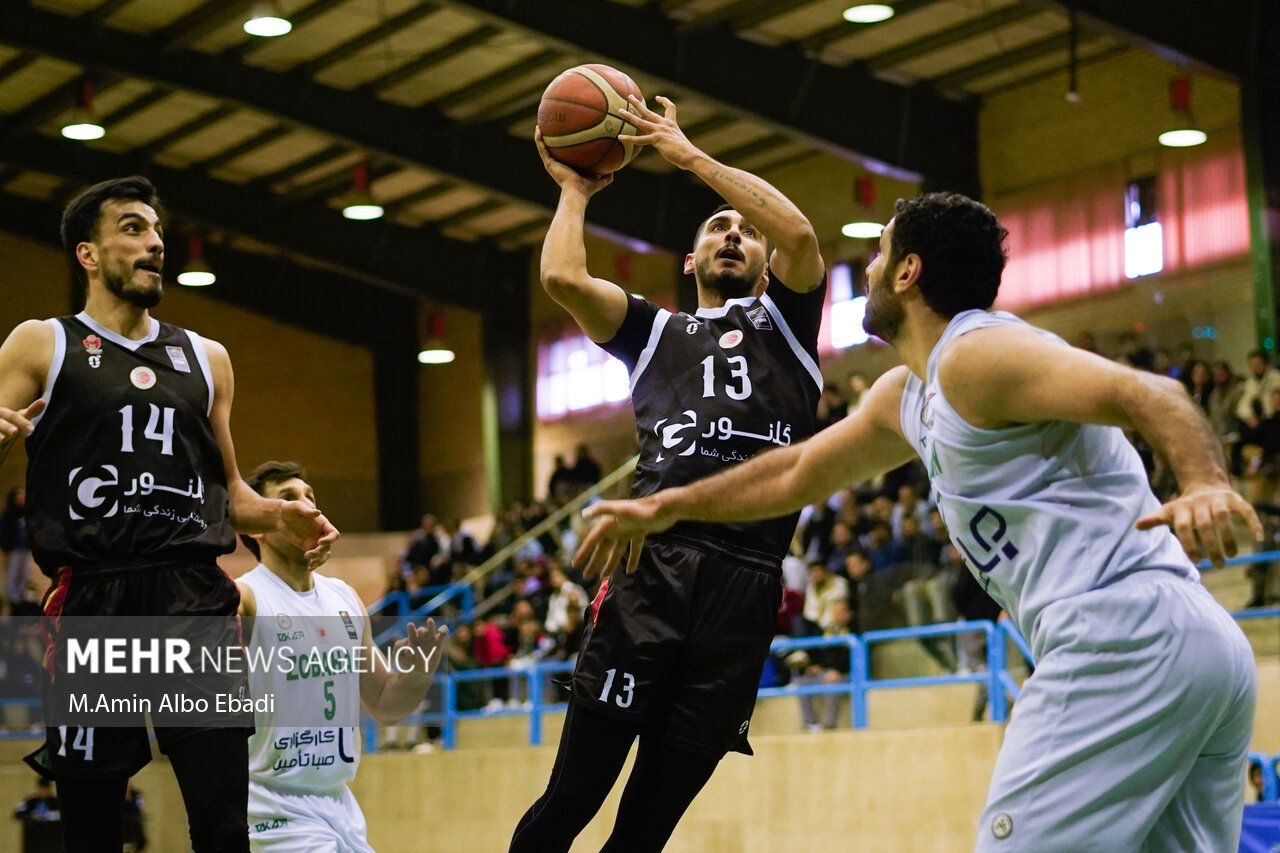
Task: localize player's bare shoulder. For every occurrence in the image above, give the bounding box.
[0,319,57,402]
[861,365,912,437]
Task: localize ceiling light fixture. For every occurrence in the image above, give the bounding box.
[1158,76,1206,148]
[61,80,105,141]
[842,176,883,239]
[176,235,216,286]
[418,315,455,364]
[244,1,293,37]
[342,164,384,220]
[843,5,895,24]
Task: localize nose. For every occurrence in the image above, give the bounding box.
[146,228,164,254]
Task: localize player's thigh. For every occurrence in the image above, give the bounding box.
[248,786,340,853]
[976,583,1251,853]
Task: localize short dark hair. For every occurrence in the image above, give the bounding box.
[239,461,308,558]
[888,193,1008,318]
[1248,349,1268,362]
[60,176,163,303]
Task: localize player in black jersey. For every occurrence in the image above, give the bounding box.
[510,96,825,853]
[0,176,338,853]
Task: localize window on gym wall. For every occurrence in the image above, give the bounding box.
[1124,176,1163,278]
[821,260,870,351]
[536,335,630,420]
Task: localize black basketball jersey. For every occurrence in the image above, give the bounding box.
[24,313,235,571]
[602,277,826,560]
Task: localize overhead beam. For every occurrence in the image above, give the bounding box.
[865,3,1043,71]
[161,0,258,51]
[931,33,1074,90]
[362,23,502,94]
[798,0,938,53]
[0,131,525,312]
[1048,0,1260,82]
[0,2,719,253]
[442,0,978,193]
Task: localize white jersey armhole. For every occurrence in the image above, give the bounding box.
[32,319,67,428]
[628,308,672,393]
[184,330,215,416]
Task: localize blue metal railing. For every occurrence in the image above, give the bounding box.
[371,583,474,646]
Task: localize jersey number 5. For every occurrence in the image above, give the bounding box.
[701,355,752,401]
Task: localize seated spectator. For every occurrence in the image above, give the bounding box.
[569,444,603,491]
[823,522,858,574]
[403,513,451,587]
[847,372,868,412]
[548,454,576,503]
[790,599,855,732]
[507,617,554,705]
[951,552,1004,722]
[890,484,931,541]
[445,625,486,712]
[544,566,589,634]
[815,383,848,430]
[547,602,586,664]
[1185,360,1213,411]
[862,521,904,573]
[1208,361,1242,442]
[897,514,956,672]
[1234,350,1280,474]
[799,561,850,636]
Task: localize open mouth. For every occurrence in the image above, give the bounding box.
[717,247,744,262]
[135,261,162,276]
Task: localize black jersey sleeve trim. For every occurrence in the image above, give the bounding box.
[765,273,826,354]
[628,308,673,393]
[760,294,823,391]
[185,330,215,416]
[32,318,66,429]
[600,295,662,370]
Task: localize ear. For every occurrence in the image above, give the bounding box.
[683,252,695,275]
[893,253,922,295]
[76,241,98,274]
[754,266,771,296]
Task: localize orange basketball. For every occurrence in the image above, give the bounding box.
[537,64,645,176]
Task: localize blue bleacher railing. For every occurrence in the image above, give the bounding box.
[371,582,474,646]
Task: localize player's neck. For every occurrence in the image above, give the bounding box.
[83,290,152,341]
[894,310,951,380]
[261,549,314,592]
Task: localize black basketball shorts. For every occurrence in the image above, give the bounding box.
[27,559,248,780]
[572,534,783,757]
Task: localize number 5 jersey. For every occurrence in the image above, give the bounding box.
[24,312,235,571]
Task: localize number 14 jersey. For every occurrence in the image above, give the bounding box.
[602,279,825,561]
[24,312,235,571]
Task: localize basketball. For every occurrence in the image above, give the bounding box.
[537,64,645,176]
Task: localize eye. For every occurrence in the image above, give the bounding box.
[710,224,724,231]
[743,228,757,238]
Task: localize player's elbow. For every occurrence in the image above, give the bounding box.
[541,269,584,299]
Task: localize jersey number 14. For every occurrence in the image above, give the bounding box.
[119,404,177,456]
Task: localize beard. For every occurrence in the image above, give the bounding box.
[862,278,904,342]
[104,262,163,309]
[696,256,763,301]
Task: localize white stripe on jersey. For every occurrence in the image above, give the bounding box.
[33,318,66,429]
[759,293,822,391]
[629,308,672,393]
[184,330,215,416]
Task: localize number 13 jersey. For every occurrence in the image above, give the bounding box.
[24,312,235,571]
[602,279,825,561]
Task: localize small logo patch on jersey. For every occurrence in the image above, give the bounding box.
[686,321,699,335]
[129,367,156,390]
[991,813,1013,839]
[339,610,358,640]
[276,613,292,630]
[738,720,749,735]
[166,346,191,373]
[83,335,103,369]
[920,392,936,430]
[746,305,772,330]
[719,330,744,349]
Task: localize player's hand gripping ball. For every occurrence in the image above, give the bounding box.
[537,64,645,176]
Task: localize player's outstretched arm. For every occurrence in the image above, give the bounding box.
[534,129,630,343]
[204,339,340,569]
[576,368,918,576]
[618,95,823,290]
[0,321,52,465]
[937,325,1263,566]
[359,607,449,725]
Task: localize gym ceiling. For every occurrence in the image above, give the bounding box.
[0,0,1262,332]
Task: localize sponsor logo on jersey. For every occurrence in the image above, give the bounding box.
[738,720,749,735]
[991,813,1013,839]
[83,334,103,369]
[276,613,292,630]
[129,367,157,390]
[166,346,191,373]
[746,305,772,330]
[686,321,700,334]
[920,392,936,430]
[718,330,743,349]
[339,610,358,640]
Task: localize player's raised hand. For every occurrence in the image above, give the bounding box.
[617,95,698,170]
[398,618,449,677]
[535,127,613,196]
[1136,484,1263,568]
[277,501,340,569]
[0,397,45,448]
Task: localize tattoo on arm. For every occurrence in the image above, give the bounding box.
[708,168,766,207]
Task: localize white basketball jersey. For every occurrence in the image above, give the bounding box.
[241,564,365,793]
[899,310,1196,647]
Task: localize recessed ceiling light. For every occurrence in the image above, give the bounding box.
[843,5,895,24]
